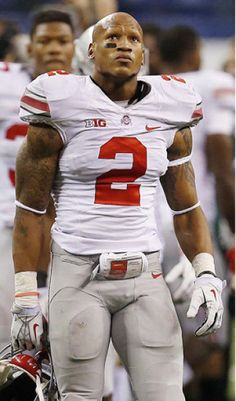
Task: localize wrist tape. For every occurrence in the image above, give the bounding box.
[192,253,216,277]
[15,271,39,307]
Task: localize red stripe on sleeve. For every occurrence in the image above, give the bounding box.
[191,107,203,119]
[21,95,50,113]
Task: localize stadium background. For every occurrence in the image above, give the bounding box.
[0,0,234,68]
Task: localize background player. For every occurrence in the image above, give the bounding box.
[157,25,234,401]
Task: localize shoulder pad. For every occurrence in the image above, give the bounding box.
[39,71,81,101]
[142,74,203,127]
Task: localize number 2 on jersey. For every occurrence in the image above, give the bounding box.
[95,137,147,206]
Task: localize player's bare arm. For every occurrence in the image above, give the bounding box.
[37,195,56,272]
[160,127,213,262]
[13,124,63,273]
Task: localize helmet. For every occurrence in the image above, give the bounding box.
[74,25,94,75]
[73,25,149,76]
[0,344,59,401]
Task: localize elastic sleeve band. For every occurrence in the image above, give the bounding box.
[15,200,46,215]
[171,201,200,216]
[168,154,192,167]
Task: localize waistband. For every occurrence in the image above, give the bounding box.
[52,241,161,273]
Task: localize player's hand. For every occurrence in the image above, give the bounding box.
[165,255,195,302]
[11,303,44,351]
[187,274,226,336]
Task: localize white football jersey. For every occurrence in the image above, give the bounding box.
[20,72,202,254]
[180,70,235,223]
[0,62,30,226]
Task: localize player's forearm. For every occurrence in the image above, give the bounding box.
[13,208,45,273]
[37,197,55,271]
[174,207,213,262]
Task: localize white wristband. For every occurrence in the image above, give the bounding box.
[192,253,216,277]
[15,271,39,307]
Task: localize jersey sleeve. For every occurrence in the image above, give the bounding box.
[143,75,203,129]
[19,73,67,143]
[204,71,235,135]
[162,75,203,128]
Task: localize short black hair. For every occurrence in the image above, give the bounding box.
[141,23,162,40]
[0,31,13,59]
[0,22,19,59]
[30,9,75,38]
[159,25,200,65]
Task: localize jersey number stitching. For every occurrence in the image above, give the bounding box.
[95,137,147,206]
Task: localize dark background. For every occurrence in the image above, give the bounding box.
[0,0,234,38]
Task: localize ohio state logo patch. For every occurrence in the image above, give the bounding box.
[121,115,131,125]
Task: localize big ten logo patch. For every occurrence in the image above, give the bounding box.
[85,118,107,128]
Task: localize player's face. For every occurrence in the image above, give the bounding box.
[28,22,75,77]
[91,15,144,79]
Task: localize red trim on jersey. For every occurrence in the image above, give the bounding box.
[214,88,235,97]
[210,288,217,300]
[191,107,203,119]
[21,95,50,113]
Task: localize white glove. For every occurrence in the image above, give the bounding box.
[11,303,44,351]
[165,255,195,302]
[187,274,226,336]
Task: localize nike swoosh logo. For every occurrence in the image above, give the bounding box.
[33,323,39,340]
[151,272,162,279]
[145,124,161,132]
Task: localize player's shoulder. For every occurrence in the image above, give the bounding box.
[0,61,21,74]
[201,69,234,85]
[0,61,29,79]
[185,69,234,92]
[0,62,30,100]
[141,75,202,127]
[141,74,201,105]
[27,71,87,101]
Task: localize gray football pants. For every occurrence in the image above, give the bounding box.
[48,241,185,401]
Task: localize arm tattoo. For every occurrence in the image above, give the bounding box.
[180,127,192,156]
[16,125,62,210]
[161,162,197,210]
[167,127,192,161]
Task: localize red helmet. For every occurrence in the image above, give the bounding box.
[0,344,59,401]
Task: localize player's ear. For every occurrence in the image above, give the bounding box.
[27,42,33,58]
[141,46,145,65]
[88,43,95,60]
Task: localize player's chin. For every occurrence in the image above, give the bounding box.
[112,66,137,79]
[45,61,67,71]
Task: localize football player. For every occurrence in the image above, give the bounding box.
[12,12,226,401]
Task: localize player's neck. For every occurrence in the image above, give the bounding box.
[91,73,138,101]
